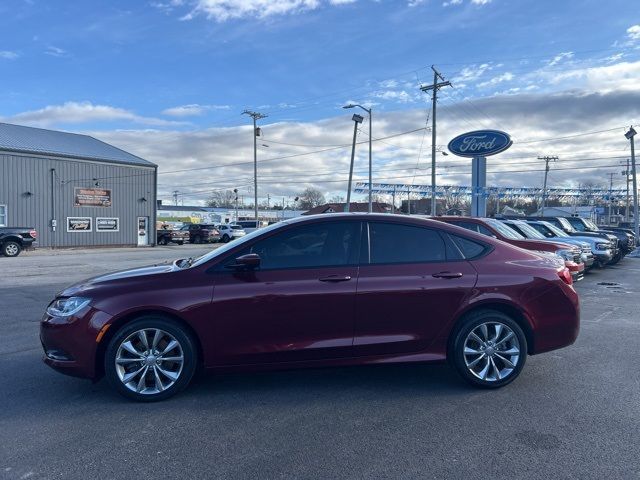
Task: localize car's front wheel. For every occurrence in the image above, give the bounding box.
[451,310,527,388]
[104,317,197,401]
[2,241,22,257]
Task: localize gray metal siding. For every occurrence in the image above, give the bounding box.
[0,153,156,247]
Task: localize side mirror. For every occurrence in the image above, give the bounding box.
[227,253,261,270]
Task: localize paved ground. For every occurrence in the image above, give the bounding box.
[1,247,639,480]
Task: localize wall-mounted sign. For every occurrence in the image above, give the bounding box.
[448,130,512,157]
[96,217,119,232]
[67,217,92,232]
[74,188,112,207]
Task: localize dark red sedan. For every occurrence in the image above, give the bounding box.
[41,214,579,401]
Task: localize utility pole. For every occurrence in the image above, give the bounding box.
[420,66,451,216]
[622,159,631,222]
[608,172,615,224]
[242,110,267,222]
[233,188,239,224]
[537,156,558,216]
[345,114,364,212]
[172,190,179,206]
[625,126,638,240]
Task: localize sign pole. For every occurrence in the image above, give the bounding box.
[471,156,487,217]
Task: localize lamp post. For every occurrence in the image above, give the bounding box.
[242,110,267,222]
[345,113,364,212]
[625,126,638,240]
[343,104,372,213]
[233,188,239,223]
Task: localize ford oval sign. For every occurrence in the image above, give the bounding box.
[448,130,512,157]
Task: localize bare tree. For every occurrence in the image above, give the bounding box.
[328,194,345,204]
[206,190,236,208]
[297,187,326,210]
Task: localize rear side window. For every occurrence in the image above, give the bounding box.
[449,234,487,259]
[368,222,446,264]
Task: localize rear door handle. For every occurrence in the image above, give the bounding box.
[319,275,352,282]
[432,272,463,279]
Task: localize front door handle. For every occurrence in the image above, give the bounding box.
[319,275,352,283]
[432,271,463,279]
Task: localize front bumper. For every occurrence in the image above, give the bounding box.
[40,307,111,380]
[581,253,595,268]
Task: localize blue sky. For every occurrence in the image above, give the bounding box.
[1,0,640,204]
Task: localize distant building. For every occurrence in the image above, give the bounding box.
[0,122,157,247]
[157,202,304,226]
[302,202,392,216]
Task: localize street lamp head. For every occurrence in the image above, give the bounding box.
[625,126,637,139]
[441,151,449,156]
[343,104,355,109]
[352,114,364,124]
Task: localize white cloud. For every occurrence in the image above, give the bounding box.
[162,104,231,117]
[0,50,19,60]
[181,0,354,22]
[545,60,640,93]
[4,101,185,127]
[372,90,415,103]
[442,0,462,6]
[45,45,68,57]
[470,0,491,4]
[477,72,514,88]
[548,51,574,66]
[627,24,640,40]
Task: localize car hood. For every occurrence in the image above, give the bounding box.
[58,263,177,296]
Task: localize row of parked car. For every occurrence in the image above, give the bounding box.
[157,220,267,246]
[434,215,637,282]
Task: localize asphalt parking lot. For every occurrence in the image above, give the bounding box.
[1,246,639,480]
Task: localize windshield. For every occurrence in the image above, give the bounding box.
[584,219,599,230]
[486,219,524,240]
[540,222,569,237]
[556,217,576,232]
[190,222,282,268]
[513,222,545,239]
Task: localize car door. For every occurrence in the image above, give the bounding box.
[353,221,477,357]
[209,220,362,365]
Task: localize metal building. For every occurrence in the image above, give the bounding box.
[0,122,157,248]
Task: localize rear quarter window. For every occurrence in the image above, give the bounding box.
[448,234,488,259]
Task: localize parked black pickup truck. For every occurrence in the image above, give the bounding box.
[0,227,37,257]
[157,228,189,246]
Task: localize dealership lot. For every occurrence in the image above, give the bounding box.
[1,248,639,479]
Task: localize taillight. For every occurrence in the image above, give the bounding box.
[29,230,37,239]
[558,267,573,286]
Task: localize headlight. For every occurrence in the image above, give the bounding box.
[555,249,574,261]
[46,297,91,317]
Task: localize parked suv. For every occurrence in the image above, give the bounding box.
[525,220,612,268]
[436,217,584,281]
[180,224,221,244]
[216,224,246,243]
[562,217,625,264]
[516,216,620,263]
[236,220,267,234]
[0,227,37,257]
[500,219,593,273]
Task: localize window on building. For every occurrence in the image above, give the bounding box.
[0,205,6,227]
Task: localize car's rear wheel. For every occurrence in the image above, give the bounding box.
[222,234,230,243]
[104,317,197,402]
[193,235,202,244]
[451,310,527,388]
[2,241,21,257]
[158,237,168,246]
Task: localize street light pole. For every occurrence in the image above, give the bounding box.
[345,113,364,212]
[242,110,267,222]
[625,126,638,240]
[343,104,372,213]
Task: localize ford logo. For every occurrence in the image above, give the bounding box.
[448,130,512,157]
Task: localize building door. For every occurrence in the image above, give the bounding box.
[137,216,149,246]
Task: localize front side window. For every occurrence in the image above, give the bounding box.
[0,205,6,226]
[368,222,446,264]
[237,221,360,270]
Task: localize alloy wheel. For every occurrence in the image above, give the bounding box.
[463,322,521,382]
[115,328,184,395]
[5,243,19,256]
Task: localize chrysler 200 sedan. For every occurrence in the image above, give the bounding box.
[41,214,580,401]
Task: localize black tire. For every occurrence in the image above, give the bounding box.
[608,251,622,265]
[222,234,230,243]
[158,237,168,246]
[450,309,527,389]
[104,316,198,402]
[194,235,202,244]
[2,241,22,257]
[176,241,184,246]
